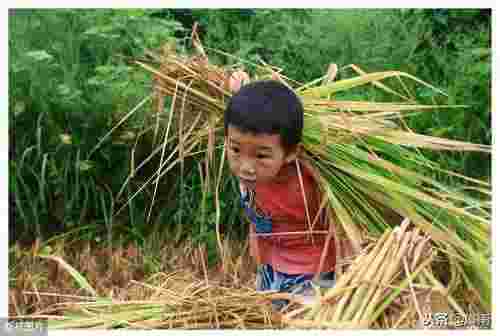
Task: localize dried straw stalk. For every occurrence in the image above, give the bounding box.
[282,221,452,329]
[36,271,285,329]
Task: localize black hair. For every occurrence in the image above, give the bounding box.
[224,80,304,151]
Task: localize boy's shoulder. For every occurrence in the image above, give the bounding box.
[279,160,319,191]
[256,160,320,210]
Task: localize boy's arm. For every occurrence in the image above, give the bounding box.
[239,179,247,195]
[248,219,262,265]
[336,231,355,273]
[238,179,262,264]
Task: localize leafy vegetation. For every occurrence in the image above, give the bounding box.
[9,9,492,328]
[9,9,491,259]
[10,9,179,244]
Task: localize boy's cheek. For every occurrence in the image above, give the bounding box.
[226,157,239,175]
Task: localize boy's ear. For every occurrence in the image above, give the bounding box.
[284,144,301,163]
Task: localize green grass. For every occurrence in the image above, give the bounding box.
[9,9,178,244]
[9,9,491,266]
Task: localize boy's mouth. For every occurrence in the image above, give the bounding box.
[239,177,256,188]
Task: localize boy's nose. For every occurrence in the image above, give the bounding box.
[240,160,256,176]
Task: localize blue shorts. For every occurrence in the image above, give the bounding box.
[256,264,336,311]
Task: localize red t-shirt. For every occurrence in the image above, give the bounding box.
[243,161,336,275]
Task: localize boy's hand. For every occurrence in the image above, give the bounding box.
[338,237,356,272]
[229,70,250,93]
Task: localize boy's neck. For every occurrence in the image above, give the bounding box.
[272,161,298,184]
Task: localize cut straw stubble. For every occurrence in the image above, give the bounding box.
[285,223,438,329]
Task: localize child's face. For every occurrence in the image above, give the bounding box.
[226,125,297,188]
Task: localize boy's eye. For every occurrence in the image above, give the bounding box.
[257,153,270,159]
[230,146,240,154]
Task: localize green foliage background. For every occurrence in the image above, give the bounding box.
[9,9,491,264]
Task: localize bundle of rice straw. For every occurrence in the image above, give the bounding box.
[107,29,490,317]
[38,271,286,329]
[282,219,468,329]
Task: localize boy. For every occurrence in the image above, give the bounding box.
[224,78,337,310]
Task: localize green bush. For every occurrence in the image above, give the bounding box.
[397,9,491,179]
[10,9,491,249]
[9,9,178,243]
